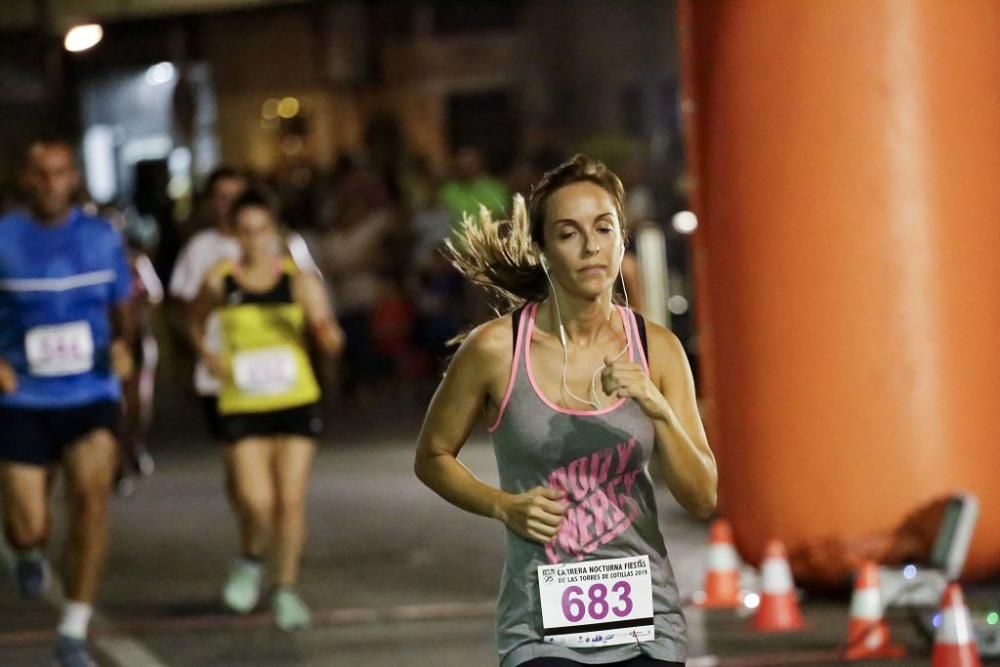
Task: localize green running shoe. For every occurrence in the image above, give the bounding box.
[272,587,312,631]
[222,558,262,613]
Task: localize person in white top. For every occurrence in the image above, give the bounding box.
[169,168,318,437]
[169,168,246,436]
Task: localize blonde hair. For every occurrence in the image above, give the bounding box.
[444,194,547,310]
[444,154,628,312]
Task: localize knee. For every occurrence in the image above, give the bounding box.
[69,483,111,520]
[274,493,305,522]
[5,512,49,549]
[236,488,274,523]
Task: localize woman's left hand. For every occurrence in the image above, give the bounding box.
[600,357,671,420]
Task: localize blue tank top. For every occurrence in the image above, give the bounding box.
[0,208,131,408]
[489,302,686,666]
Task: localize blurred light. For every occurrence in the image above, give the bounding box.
[690,591,706,605]
[667,295,689,316]
[145,62,175,86]
[261,98,280,120]
[277,97,300,119]
[672,210,698,234]
[167,147,193,201]
[167,175,191,200]
[902,564,917,580]
[121,136,172,167]
[281,135,304,156]
[168,147,192,176]
[987,611,999,626]
[932,613,942,628]
[65,24,103,52]
[82,125,116,203]
[743,593,761,610]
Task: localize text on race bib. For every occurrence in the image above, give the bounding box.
[537,555,654,648]
[25,321,94,377]
[232,346,298,395]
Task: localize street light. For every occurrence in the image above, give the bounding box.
[64,24,103,52]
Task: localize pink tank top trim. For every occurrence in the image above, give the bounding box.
[488,309,530,433]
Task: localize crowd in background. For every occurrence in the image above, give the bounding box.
[1,136,667,413]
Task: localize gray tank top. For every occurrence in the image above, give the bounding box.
[489,302,686,666]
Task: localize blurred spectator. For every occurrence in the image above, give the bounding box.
[412,246,464,374]
[168,168,247,433]
[406,157,451,267]
[439,147,510,232]
[314,180,393,403]
[618,156,652,314]
[103,206,161,494]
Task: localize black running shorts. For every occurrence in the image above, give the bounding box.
[217,402,323,443]
[0,401,120,466]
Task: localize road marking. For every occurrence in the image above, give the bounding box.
[0,539,170,666]
[0,597,497,648]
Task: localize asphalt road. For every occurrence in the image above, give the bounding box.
[0,394,984,666]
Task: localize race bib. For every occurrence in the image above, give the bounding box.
[538,555,655,648]
[232,346,298,395]
[25,321,94,376]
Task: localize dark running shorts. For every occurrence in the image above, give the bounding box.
[0,401,121,466]
[217,402,324,443]
[200,395,225,441]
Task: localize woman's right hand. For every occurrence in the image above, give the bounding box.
[0,359,17,394]
[499,486,567,544]
[202,351,229,380]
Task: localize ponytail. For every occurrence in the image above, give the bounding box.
[443,194,547,311]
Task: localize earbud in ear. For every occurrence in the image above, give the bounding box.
[619,243,626,262]
[539,253,549,271]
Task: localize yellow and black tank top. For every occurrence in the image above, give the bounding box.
[217,258,320,415]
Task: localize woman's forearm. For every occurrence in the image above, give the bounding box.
[414,451,511,523]
[652,406,718,518]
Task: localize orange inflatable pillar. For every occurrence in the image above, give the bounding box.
[678,1,1000,585]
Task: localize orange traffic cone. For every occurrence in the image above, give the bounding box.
[842,561,905,660]
[752,539,804,632]
[932,583,981,667]
[698,519,741,608]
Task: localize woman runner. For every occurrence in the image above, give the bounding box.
[415,155,717,666]
[191,187,344,630]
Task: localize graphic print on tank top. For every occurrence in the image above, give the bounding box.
[544,435,643,564]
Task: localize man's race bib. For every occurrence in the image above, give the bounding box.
[25,321,95,376]
[538,555,654,648]
[232,346,298,395]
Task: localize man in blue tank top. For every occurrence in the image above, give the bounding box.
[0,137,133,667]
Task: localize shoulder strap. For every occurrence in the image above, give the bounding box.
[511,304,527,354]
[634,311,649,363]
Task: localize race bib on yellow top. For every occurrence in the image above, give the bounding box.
[232,346,298,395]
[538,555,654,648]
[25,321,95,376]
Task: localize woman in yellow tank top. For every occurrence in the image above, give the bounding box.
[190,187,344,631]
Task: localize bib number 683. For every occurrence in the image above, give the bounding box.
[561,580,633,623]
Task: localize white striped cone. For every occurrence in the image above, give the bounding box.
[752,540,803,632]
[843,561,903,659]
[932,583,981,667]
[700,519,741,608]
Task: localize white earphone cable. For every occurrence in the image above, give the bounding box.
[540,243,631,410]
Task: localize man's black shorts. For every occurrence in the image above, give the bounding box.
[0,401,121,466]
